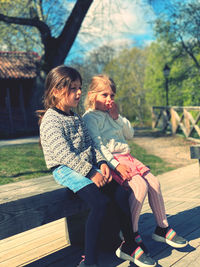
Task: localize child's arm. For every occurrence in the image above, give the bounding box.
[90,163,112,187]
[90,171,109,187]
[83,113,119,170]
[100,163,112,183]
[109,102,134,140]
[108,102,119,120]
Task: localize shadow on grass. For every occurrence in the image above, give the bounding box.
[4,170,51,178]
[134,128,172,138]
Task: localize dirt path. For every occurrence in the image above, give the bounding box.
[133,129,199,169]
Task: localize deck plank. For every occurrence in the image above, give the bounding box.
[0,218,70,267]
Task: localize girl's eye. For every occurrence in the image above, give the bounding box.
[71,87,81,91]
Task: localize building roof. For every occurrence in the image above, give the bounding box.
[0,51,40,79]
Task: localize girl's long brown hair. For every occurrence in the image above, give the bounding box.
[36,65,82,125]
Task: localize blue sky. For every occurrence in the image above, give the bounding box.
[66,0,168,62]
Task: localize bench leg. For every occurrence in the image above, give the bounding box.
[64,217,71,246]
[199,159,200,177]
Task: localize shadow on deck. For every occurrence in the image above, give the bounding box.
[26,205,200,267]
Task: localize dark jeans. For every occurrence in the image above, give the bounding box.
[77,180,133,265]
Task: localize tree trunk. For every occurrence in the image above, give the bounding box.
[44,0,93,71]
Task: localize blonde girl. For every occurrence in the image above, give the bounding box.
[83,74,188,259]
[37,66,156,267]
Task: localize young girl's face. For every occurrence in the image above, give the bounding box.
[55,79,82,113]
[94,86,115,111]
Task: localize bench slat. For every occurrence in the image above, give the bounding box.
[0,177,88,240]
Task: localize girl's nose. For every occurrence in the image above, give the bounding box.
[107,95,112,101]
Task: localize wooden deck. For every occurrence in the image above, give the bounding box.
[1,162,200,267]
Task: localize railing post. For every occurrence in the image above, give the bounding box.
[170,107,177,135]
[190,146,200,177]
[184,108,190,137]
[152,107,155,129]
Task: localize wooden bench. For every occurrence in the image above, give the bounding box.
[0,175,89,240]
[190,145,200,176]
[0,175,89,266]
[0,175,120,266]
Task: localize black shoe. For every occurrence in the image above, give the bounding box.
[116,241,156,267]
[152,227,188,248]
[77,256,98,267]
[134,232,149,255]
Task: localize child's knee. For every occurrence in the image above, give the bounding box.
[129,175,148,194]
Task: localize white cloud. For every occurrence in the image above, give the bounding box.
[78,0,155,48]
[66,0,156,61]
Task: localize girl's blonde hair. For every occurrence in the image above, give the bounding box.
[84,74,116,110]
[36,65,82,125]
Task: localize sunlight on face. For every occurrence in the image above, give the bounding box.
[56,79,82,113]
[95,86,115,111]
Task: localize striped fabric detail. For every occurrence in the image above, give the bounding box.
[131,246,144,259]
[166,228,176,240]
[135,235,142,243]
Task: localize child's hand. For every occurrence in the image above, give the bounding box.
[108,102,119,120]
[100,163,112,183]
[91,171,109,187]
[115,163,132,181]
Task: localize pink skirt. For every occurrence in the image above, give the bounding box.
[110,153,150,186]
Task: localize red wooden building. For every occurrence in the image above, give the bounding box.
[0,51,41,137]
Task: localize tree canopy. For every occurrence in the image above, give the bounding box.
[147,0,200,107]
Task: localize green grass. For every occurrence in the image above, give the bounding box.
[128,141,174,176]
[0,141,174,186]
[0,143,50,185]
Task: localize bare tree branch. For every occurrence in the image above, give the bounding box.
[0,0,94,72]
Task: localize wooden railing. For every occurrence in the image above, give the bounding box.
[152,106,200,139]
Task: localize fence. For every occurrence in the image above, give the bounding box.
[152,106,200,140]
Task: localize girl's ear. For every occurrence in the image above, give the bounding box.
[52,88,60,97]
[88,91,96,109]
[53,88,66,97]
[92,94,97,109]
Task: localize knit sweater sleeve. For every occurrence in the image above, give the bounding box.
[40,112,95,177]
[83,112,119,169]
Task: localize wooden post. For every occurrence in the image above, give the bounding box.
[184,108,190,137]
[170,107,178,135]
[190,146,200,177]
[152,107,156,129]
[19,84,28,130]
[5,87,14,135]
